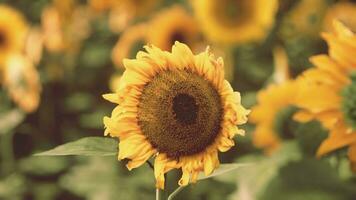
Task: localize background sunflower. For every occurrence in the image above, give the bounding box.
[1,0,356,200]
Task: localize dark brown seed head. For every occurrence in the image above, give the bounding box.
[137,70,223,158]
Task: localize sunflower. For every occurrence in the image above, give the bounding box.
[42,0,90,53]
[250,81,298,154]
[190,0,278,45]
[2,54,41,113]
[323,2,356,33]
[250,47,297,154]
[108,0,161,33]
[103,42,249,189]
[112,23,148,68]
[280,0,328,38]
[0,5,28,64]
[293,21,356,169]
[147,6,200,52]
[88,0,115,13]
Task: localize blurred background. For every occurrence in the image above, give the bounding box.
[0,0,356,199]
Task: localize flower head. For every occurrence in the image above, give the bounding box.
[293,21,356,169]
[103,42,249,188]
[147,5,200,51]
[250,81,298,154]
[0,5,28,64]
[190,0,278,44]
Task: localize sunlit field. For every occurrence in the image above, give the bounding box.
[1,0,356,199]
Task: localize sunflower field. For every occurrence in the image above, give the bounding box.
[1,0,356,199]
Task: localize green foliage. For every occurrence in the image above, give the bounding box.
[341,73,356,130]
[261,158,356,200]
[35,137,118,156]
[59,157,155,200]
[0,109,24,135]
[295,121,328,156]
[273,106,299,140]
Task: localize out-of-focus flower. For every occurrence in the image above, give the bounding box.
[0,5,28,65]
[42,0,91,53]
[250,81,298,154]
[323,2,356,33]
[108,0,161,33]
[41,6,64,52]
[24,27,44,65]
[103,42,249,189]
[191,0,278,45]
[280,0,328,38]
[250,47,296,154]
[147,5,200,51]
[112,23,148,68]
[293,21,356,170]
[88,0,115,13]
[2,54,41,113]
[273,46,290,84]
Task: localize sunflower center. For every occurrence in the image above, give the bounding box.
[214,0,254,27]
[137,70,223,158]
[341,73,356,130]
[273,106,298,140]
[173,93,198,124]
[170,31,186,46]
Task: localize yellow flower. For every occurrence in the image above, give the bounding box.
[88,0,115,13]
[280,0,328,38]
[323,2,356,33]
[112,23,148,68]
[2,54,41,113]
[108,0,161,32]
[0,5,28,64]
[24,27,44,65]
[250,47,296,154]
[293,21,356,168]
[250,81,298,154]
[42,0,91,53]
[103,42,249,189]
[147,5,200,51]
[190,0,278,45]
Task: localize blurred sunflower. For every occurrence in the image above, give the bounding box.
[250,81,298,154]
[293,21,356,170]
[280,0,328,38]
[112,23,148,68]
[24,27,44,65]
[0,5,28,64]
[88,0,115,13]
[42,0,91,53]
[191,0,278,45]
[103,42,249,189]
[108,0,161,32]
[250,47,297,154]
[147,5,200,51]
[2,54,41,113]
[323,2,356,32]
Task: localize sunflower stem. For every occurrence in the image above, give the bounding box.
[0,131,14,176]
[146,160,154,170]
[156,188,161,200]
[167,186,185,200]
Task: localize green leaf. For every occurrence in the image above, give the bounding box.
[168,163,252,200]
[198,163,252,181]
[0,109,25,135]
[229,142,302,200]
[261,158,356,200]
[34,137,118,156]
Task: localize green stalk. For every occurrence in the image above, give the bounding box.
[0,131,15,176]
